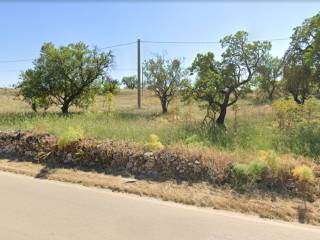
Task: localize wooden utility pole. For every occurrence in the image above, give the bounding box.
[141,65,144,96]
[137,39,141,109]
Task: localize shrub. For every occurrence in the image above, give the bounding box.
[292,165,315,209]
[144,134,164,151]
[274,120,320,161]
[231,160,267,191]
[272,98,301,129]
[292,165,315,184]
[273,98,320,160]
[58,127,84,150]
[105,92,114,115]
[303,98,319,121]
[101,77,120,95]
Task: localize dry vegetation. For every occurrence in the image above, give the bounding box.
[0,158,319,225]
[0,88,319,225]
[0,88,274,147]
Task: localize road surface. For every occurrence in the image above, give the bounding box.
[0,171,319,240]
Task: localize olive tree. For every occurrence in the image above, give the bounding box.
[284,12,320,103]
[190,31,271,126]
[19,42,113,114]
[143,56,187,113]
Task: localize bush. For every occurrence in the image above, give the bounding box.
[273,98,320,161]
[231,160,268,191]
[292,165,315,208]
[292,165,315,184]
[101,78,120,95]
[287,123,320,160]
[144,134,164,151]
[272,98,301,129]
[58,127,84,150]
[230,151,299,192]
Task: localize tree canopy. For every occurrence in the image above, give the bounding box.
[101,76,120,95]
[19,42,113,113]
[143,55,187,113]
[284,12,320,103]
[189,31,271,126]
[255,56,283,100]
[121,75,137,89]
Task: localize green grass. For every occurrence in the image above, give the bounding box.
[0,88,319,160]
[0,111,193,145]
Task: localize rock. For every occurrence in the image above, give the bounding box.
[143,152,154,160]
[63,153,73,164]
[145,158,156,170]
[126,161,133,170]
[0,130,220,186]
[24,151,34,157]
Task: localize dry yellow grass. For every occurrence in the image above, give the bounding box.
[0,158,319,226]
[0,88,272,120]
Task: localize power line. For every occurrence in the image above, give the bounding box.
[142,40,220,44]
[0,37,291,64]
[110,68,137,71]
[141,37,290,45]
[0,69,23,72]
[0,58,34,63]
[99,41,136,50]
[0,41,137,63]
[264,38,290,41]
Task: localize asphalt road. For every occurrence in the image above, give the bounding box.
[0,171,319,240]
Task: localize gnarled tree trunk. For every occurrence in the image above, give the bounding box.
[216,92,230,126]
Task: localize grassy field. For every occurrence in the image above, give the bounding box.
[0,88,276,151]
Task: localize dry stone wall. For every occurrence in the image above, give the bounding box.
[0,131,225,183]
[1,131,318,197]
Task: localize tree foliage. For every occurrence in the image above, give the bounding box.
[19,42,113,114]
[283,65,313,104]
[143,55,187,113]
[121,75,137,89]
[101,76,120,95]
[255,56,282,100]
[189,31,271,126]
[284,12,320,103]
[19,69,50,112]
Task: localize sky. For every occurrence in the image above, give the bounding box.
[0,1,319,87]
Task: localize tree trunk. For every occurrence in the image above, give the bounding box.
[268,89,274,101]
[31,102,37,113]
[61,102,70,114]
[216,92,230,126]
[268,92,273,101]
[216,105,227,125]
[268,84,276,101]
[160,98,168,113]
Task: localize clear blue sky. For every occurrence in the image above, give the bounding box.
[0,1,319,87]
